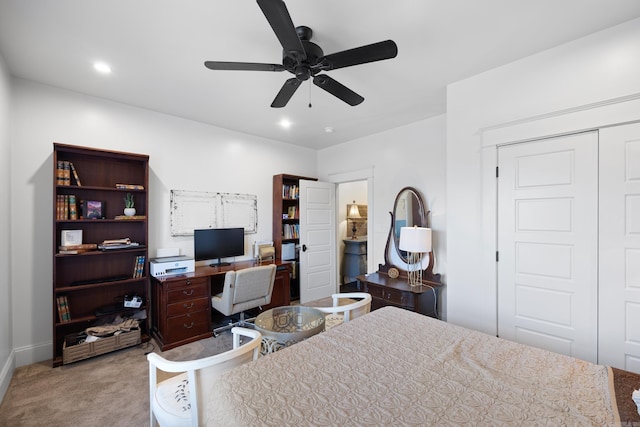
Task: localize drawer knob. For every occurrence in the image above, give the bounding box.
[183,322,195,329]
[182,289,194,296]
[186,279,191,285]
[183,302,195,309]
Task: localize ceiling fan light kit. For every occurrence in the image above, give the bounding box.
[204,0,398,108]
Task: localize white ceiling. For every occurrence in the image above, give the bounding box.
[1,1,640,150]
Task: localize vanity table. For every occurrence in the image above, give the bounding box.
[357,272,441,318]
[361,186,442,317]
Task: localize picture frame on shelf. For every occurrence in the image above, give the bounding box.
[61,229,82,247]
[83,200,105,219]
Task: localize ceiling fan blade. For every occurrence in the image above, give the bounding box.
[204,61,285,72]
[317,40,398,71]
[271,78,302,108]
[313,75,364,106]
[257,0,306,61]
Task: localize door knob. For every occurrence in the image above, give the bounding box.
[302,244,307,252]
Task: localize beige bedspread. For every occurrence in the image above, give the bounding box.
[205,306,618,426]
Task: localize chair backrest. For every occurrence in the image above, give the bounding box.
[148,327,261,427]
[230,264,277,305]
[213,264,277,316]
[313,292,372,324]
[335,292,372,322]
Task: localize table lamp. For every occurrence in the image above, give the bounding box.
[347,201,361,239]
[399,226,432,286]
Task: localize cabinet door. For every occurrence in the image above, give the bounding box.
[599,123,640,373]
[497,132,598,363]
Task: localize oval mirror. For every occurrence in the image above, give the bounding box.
[392,187,428,262]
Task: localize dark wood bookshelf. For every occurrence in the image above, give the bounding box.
[52,143,150,366]
[272,174,316,299]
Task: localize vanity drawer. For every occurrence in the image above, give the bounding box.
[167,296,210,317]
[167,280,209,303]
[366,283,415,308]
[166,311,210,343]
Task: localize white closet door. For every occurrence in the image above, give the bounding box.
[599,123,640,373]
[497,132,598,362]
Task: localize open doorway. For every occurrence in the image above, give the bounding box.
[337,180,368,291]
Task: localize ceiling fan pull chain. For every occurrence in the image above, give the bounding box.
[308,80,312,108]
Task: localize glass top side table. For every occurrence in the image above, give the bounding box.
[254,305,325,354]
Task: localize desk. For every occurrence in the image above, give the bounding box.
[151,259,291,351]
[357,272,442,318]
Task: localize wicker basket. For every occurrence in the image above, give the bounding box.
[62,328,141,364]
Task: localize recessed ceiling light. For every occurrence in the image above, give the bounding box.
[324,127,335,133]
[93,62,112,74]
[279,119,292,129]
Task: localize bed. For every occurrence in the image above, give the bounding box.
[205,306,640,426]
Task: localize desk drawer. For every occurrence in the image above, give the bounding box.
[167,281,209,303]
[366,284,415,308]
[166,310,210,343]
[167,296,210,317]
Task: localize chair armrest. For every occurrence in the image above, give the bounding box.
[147,327,261,373]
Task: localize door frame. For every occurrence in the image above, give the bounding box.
[326,168,374,286]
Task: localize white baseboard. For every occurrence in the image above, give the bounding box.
[0,350,16,404]
[14,341,52,367]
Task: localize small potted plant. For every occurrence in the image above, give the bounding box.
[124,193,136,216]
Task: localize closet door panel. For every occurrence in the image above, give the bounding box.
[599,122,640,374]
[497,132,598,363]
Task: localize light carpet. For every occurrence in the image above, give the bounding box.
[0,333,235,426]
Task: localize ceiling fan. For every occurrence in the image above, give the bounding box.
[204,0,398,108]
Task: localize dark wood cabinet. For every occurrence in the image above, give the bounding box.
[357,272,442,318]
[151,260,291,350]
[52,143,149,366]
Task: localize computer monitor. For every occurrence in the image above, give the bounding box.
[193,227,244,267]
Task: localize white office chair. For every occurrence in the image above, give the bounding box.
[211,264,277,336]
[147,327,261,427]
[312,292,372,330]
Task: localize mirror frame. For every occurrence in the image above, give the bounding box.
[378,187,440,283]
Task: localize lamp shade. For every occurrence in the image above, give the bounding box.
[399,227,432,253]
[347,203,361,219]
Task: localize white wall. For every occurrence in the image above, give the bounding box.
[317,115,447,317]
[446,17,640,334]
[0,49,14,401]
[10,79,317,365]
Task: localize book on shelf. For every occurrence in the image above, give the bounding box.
[114,215,146,220]
[68,194,78,220]
[57,296,71,323]
[58,243,97,255]
[287,206,297,219]
[69,162,82,186]
[132,255,145,278]
[282,184,299,199]
[56,161,65,186]
[59,243,97,250]
[115,183,144,190]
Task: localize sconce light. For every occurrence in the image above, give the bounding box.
[347,201,361,240]
[399,226,432,286]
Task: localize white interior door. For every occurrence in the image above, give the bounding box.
[299,180,336,304]
[497,132,598,362]
[599,123,640,373]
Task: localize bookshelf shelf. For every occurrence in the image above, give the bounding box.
[52,143,150,367]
